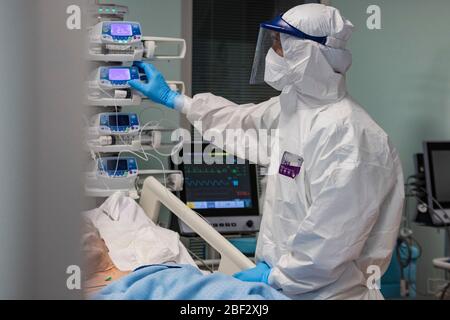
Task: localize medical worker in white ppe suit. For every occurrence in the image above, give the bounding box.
[129,3,405,300]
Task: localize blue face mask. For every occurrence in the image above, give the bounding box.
[264,48,291,91]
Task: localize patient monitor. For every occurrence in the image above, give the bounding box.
[171,144,261,235]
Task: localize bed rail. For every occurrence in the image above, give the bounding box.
[139,176,255,275]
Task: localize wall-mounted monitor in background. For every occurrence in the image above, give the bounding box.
[423,141,450,226]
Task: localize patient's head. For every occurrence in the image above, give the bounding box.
[81,218,115,276]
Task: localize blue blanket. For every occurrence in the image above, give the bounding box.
[95,264,289,300]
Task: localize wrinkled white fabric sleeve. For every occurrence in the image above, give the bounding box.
[268,125,397,295]
[176,93,280,167]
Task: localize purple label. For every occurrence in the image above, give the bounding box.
[279,152,303,179]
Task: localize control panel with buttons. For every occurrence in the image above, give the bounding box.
[179,216,261,236]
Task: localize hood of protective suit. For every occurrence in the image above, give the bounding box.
[279,4,354,105]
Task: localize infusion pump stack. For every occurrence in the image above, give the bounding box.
[84,2,186,200]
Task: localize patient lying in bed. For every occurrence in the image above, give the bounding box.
[82,192,197,296]
[82,193,288,300]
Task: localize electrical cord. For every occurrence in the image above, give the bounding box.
[397,175,435,298]
[406,172,450,235]
[405,189,450,298]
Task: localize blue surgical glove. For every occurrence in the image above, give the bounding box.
[233,262,272,284]
[128,61,180,109]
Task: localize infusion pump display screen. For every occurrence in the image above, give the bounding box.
[98,157,138,177]
[109,115,130,126]
[111,23,133,36]
[108,68,131,81]
[107,159,128,171]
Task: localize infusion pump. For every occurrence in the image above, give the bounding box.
[92,21,143,44]
[87,66,185,106]
[87,66,142,106]
[95,66,140,89]
[89,21,144,61]
[84,156,185,198]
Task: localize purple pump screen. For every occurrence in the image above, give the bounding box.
[108,68,131,81]
[111,24,133,36]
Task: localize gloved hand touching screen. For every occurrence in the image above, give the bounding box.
[128,61,182,110]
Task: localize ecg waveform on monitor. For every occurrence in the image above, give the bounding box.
[186,179,234,188]
[183,162,253,204]
[185,166,248,176]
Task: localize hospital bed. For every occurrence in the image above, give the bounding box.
[139,176,256,275]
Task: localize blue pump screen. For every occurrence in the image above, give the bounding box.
[109,115,130,126]
[109,68,131,81]
[107,159,128,171]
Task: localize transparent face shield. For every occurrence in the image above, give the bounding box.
[249,28,283,85]
[250,15,329,85]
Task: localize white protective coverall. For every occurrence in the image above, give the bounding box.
[179,4,404,300]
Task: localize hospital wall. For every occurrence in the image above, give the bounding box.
[332,0,450,295]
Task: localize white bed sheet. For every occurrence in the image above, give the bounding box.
[83,192,197,271]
